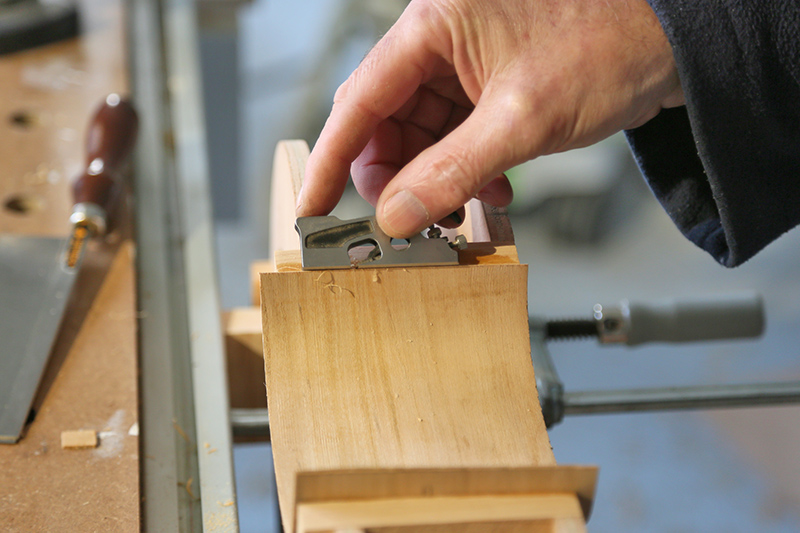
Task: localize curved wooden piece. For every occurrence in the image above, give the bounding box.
[270,139,309,259]
[262,140,594,533]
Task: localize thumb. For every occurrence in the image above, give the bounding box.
[375,89,539,238]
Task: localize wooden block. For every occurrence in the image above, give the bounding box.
[263,138,595,532]
[356,520,584,533]
[223,307,263,357]
[270,140,309,258]
[367,518,586,533]
[262,263,555,532]
[251,259,275,305]
[296,494,584,533]
[294,466,598,520]
[60,429,98,449]
[223,307,266,409]
[275,250,303,272]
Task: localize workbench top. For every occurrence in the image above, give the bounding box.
[0,0,139,529]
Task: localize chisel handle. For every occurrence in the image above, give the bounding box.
[70,94,139,236]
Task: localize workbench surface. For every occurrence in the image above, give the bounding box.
[0,0,139,529]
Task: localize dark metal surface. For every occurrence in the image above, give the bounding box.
[0,234,77,443]
[131,0,238,527]
[231,408,270,439]
[296,215,459,269]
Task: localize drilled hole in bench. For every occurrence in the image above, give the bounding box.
[4,193,42,214]
[9,110,35,128]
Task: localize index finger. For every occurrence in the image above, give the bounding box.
[297,7,449,216]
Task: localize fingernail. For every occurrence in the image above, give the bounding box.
[382,190,429,236]
[476,189,496,205]
[295,187,305,216]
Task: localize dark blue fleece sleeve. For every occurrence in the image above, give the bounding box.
[625,1,800,267]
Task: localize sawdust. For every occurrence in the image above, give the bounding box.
[185,477,197,499]
[172,418,190,443]
[314,271,354,297]
[95,409,127,458]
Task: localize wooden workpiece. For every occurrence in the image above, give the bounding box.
[224,306,268,409]
[261,141,596,532]
[0,0,139,530]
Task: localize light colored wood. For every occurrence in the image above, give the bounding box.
[274,249,303,271]
[223,306,263,355]
[332,521,583,533]
[0,0,139,529]
[262,264,555,532]
[251,259,275,304]
[294,466,598,520]
[296,494,583,533]
[270,140,309,258]
[264,140,594,532]
[60,429,98,449]
[223,307,266,409]
[362,520,582,533]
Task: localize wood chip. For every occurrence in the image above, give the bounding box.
[61,430,98,449]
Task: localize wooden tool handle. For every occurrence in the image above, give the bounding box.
[72,94,138,216]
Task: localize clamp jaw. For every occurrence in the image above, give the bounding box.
[530,293,800,428]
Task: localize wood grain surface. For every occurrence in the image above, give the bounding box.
[224,307,268,409]
[261,138,596,532]
[295,494,583,533]
[0,0,139,529]
[294,467,597,519]
[269,140,309,258]
[261,263,556,532]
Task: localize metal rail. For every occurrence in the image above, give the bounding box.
[164,0,239,528]
[130,0,238,529]
[563,382,800,415]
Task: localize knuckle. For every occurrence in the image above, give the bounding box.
[496,81,573,156]
[424,150,479,205]
[405,0,446,27]
[333,79,351,104]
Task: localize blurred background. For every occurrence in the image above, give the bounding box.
[197,0,800,530]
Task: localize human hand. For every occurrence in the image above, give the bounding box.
[297,0,684,238]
